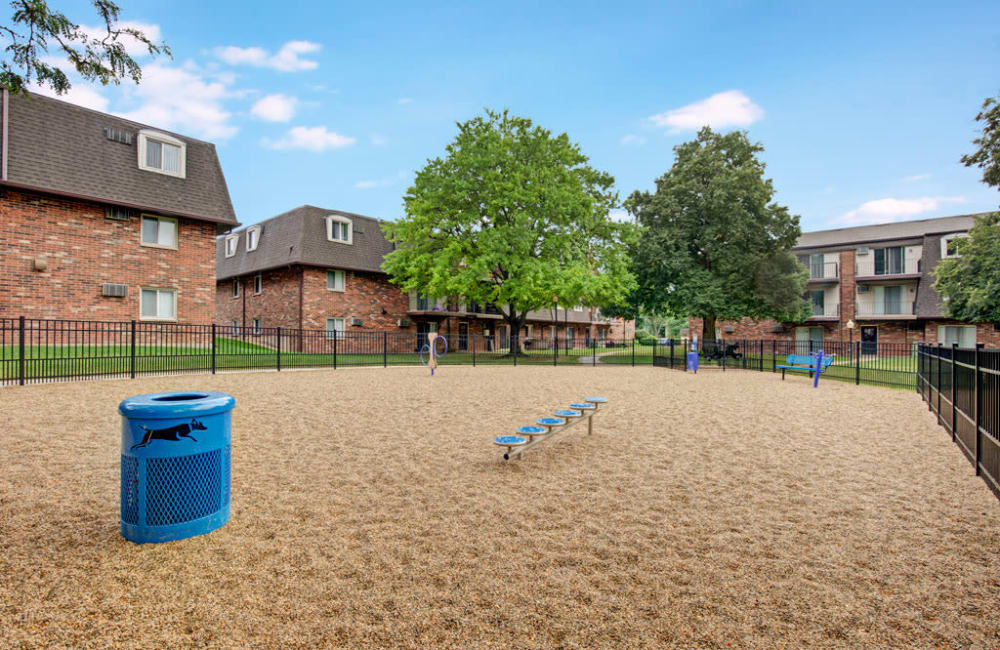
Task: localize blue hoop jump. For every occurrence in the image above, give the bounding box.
[419,335,448,375]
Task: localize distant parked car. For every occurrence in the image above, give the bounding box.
[657,338,671,345]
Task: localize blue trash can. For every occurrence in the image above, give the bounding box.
[119,391,235,544]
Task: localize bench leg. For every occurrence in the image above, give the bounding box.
[588,414,593,435]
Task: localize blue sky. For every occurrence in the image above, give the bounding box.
[45,0,1000,231]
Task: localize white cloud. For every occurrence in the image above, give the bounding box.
[901,173,932,183]
[371,133,388,146]
[397,97,413,105]
[263,126,356,152]
[250,94,297,122]
[649,90,764,132]
[215,40,321,72]
[29,81,109,112]
[79,21,163,58]
[835,196,967,226]
[620,134,646,146]
[115,61,238,139]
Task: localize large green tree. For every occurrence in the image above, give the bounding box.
[933,93,1000,321]
[625,127,807,342]
[381,109,637,351]
[1,0,168,95]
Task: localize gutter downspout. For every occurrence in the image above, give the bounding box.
[2,88,8,181]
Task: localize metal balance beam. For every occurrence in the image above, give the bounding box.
[496,397,608,460]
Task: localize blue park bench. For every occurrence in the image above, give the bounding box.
[776,353,834,380]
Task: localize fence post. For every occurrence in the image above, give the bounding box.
[771,339,776,373]
[333,330,338,369]
[721,338,726,371]
[632,337,635,367]
[513,335,517,367]
[18,315,25,385]
[276,327,282,372]
[383,331,388,368]
[129,319,136,379]
[473,335,477,367]
[937,343,943,425]
[951,343,958,441]
[593,336,597,367]
[974,343,982,476]
[855,341,861,385]
[670,338,675,369]
[211,323,217,375]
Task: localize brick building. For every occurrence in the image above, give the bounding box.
[0,91,238,323]
[691,214,1000,348]
[215,205,629,344]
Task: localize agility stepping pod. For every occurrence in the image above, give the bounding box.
[499,397,609,460]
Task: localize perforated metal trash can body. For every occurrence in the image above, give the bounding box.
[119,391,235,544]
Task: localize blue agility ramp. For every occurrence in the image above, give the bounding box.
[498,397,610,460]
[119,391,234,544]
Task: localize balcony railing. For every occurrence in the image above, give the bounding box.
[855,300,916,317]
[807,261,839,281]
[808,303,839,318]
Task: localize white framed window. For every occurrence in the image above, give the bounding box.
[246,226,261,252]
[573,304,584,312]
[137,130,186,178]
[139,287,176,321]
[326,215,353,244]
[232,279,240,298]
[231,320,239,334]
[567,326,575,340]
[224,235,238,258]
[140,215,178,249]
[253,274,262,295]
[326,317,346,340]
[326,269,345,292]
[938,325,976,348]
[941,233,968,259]
[252,318,261,334]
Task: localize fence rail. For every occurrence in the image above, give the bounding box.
[917,343,1000,500]
[0,316,648,385]
[652,337,919,389]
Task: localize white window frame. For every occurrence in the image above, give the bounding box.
[326,215,353,244]
[224,235,238,258]
[252,318,261,334]
[326,269,346,292]
[246,226,261,252]
[140,214,178,250]
[573,304,584,312]
[940,232,968,259]
[231,320,239,334]
[326,317,346,340]
[137,129,186,179]
[139,287,177,321]
[253,274,262,295]
[938,325,976,348]
[232,279,240,298]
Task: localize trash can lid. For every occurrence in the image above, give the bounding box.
[119,391,236,419]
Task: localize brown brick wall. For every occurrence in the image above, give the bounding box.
[1,188,216,323]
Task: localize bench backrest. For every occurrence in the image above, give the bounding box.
[785,354,834,368]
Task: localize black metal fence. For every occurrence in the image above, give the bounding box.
[0,316,648,385]
[652,337,918,389]
[918,343,1000,500]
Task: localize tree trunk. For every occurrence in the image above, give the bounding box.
[702,314,717,342]
[504,308,528,357]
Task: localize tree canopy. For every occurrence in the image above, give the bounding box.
[381,109,637,346]
[932,213,1000,322]
[623,127,807,341]
[933,91,1000,322]
[1,0,168,95]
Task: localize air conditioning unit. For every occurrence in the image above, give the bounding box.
[102,283,128,297]
[857,285,870,293]
[723,326,735,333]
[856,247,870,255]
[397,318,412,327]
[351,317,364,327]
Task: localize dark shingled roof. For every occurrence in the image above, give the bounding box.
[794,214,981,251]
[1,91,238,227]
[216,205,394,280]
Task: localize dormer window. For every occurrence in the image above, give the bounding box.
[246,226,261,252]
[137,129,186,178]
[224,235,238,258]
[941,232,967,259]
[326,215,353,244]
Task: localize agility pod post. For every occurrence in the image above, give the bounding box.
[119,391,234,544]
[494,397,608,460]
[420,332,448,376]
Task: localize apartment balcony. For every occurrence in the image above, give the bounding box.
[806,303,839,321]
[855,300,916,319]
[805,261,839,284]
[855,248,922,282]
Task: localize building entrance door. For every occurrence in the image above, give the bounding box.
[861,326,878,355]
